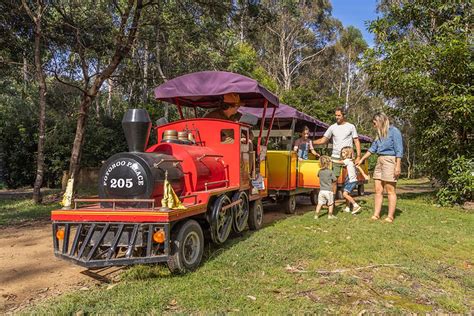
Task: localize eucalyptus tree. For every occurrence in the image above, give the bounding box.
[364,0,473,181]
[258,0,338,92]
[22,0,49,203]
[49,0,147,191]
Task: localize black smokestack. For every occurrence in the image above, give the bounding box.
[122,109,152,152]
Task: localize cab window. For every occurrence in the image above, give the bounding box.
[221,129,234,144]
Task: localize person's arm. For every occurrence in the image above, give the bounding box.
[313,136,329,145]
[314,125,332,145]
[356,151,372,166]
[394,157,401,179]
[356,165,370,180]
[308,140,320,157]
[393,127,403,179]
[353,137,361,164]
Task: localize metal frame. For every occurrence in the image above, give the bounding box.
[53,222,170,268]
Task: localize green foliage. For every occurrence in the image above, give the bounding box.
[0,82,38,188]
[227,42,278,92]
[364,1,473,182]
[436,156,474,206]
[281,86,340,124]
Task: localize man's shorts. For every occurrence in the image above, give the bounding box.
[318,190,334,206]
[343,181,358,193]
[331,161,343,179]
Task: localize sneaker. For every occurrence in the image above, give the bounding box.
[314,214,319,219]
[328,215,337,219]
[344,207,351,213]
[352,204,362,214]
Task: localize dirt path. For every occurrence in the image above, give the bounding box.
[0,221,101,313]
[0,181,435,312]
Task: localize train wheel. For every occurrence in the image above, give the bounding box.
[283,195,296,214]
[167,219,204,274]
[210,195,233,244]
[358,184,365,196]
[309,189,319,206]
[232,191,249,233]
[248,199,263,230]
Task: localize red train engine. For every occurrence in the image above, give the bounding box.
[51,71,279,273]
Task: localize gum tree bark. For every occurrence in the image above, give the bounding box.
[22,0,48,204]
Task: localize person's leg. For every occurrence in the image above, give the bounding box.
[328,203,334,216]
[343,190,356,205]
[315,203,323,218]
[385,182,397,221]
[332,162,342,195]
[373,179,384,218]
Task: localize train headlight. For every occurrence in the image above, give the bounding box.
[153,230,165,243]
[56,229,65,240]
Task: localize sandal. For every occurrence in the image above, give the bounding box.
[384,217,394,223]
[371,215,380,220]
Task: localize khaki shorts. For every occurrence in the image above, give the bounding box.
[373,156,397,182]
[318,190,334,206]
[331,161,343,178]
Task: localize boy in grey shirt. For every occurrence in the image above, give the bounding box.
[315,156,337,219]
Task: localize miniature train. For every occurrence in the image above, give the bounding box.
[51,71,371,273]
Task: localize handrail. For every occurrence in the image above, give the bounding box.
[73,198,155,210]
[197,154,223,161]
[204,179,229,191]
[180,193,198,206]
[153,158,183,168]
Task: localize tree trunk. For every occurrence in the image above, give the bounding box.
[95,58,101,117]
[344,51,352,109]
[67,0,144,191]
[106,78,113,117]
[142,40,149,103]
[22,56,28,82]
[23,0,47,204]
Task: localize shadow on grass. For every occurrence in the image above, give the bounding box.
[398,191,435,200]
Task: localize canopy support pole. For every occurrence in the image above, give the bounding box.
[265,106,277,146]
[257,99,268,156]
[175,98,184,119]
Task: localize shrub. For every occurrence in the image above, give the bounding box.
[436,156,473,206]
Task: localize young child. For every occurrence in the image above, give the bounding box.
[336,146,370,214]
[315,156,337,219]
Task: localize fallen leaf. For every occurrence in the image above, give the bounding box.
[106,284,117,290]
[247,295,256,301]
[169,299,177,306]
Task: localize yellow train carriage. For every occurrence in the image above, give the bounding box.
[241,104,371,214]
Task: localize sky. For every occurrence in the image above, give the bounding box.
[330,0,379,47]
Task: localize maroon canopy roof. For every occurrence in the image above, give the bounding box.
[154,71,279,108]
[239,103,372,143]
[239,103,328,128]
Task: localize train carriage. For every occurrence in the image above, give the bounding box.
[51,71,279,273]
[240,104,371,213]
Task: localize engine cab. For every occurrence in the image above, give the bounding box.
[51,71,279,273]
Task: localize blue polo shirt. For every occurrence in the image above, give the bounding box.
[368,126,403,158]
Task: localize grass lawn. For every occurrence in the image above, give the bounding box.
[0,198,55,226]
[29,189,473,314]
